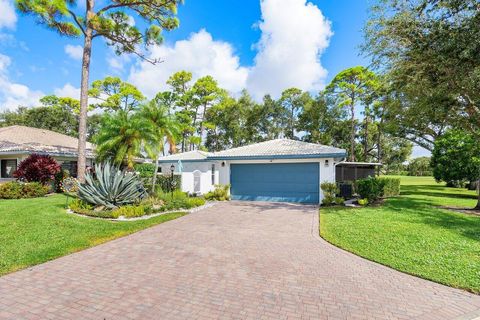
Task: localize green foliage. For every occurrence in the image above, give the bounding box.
[335,197,345,205]
[326,66,379,161]
[134,163,156,179]
[378,177,400,198]
[356,177,383,203]
[54,169,70,193]
[15,0,181,54]
[95,111,157,169]
[408,157,432,176]
[77,162,147,209]
[0,181,48,199]
[321,182,340,206]
[89,77,145,113]
[156,174,182,192]
[155,189,205,210]
[357,198,369,206]
[364,0,480,143]
[431,130,480,187]
[111,205,147,218]
[204,185,230,201]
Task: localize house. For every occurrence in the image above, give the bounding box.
[158,139,347,204]
[0,125,95,182]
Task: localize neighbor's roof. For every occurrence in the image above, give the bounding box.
[158,150,211,163]
[0,125,95,158]
[209,139,346,160]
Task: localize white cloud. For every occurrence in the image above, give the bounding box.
[128,29,249,97]
[246,0,332,99]
[54,83,80,99]
[64,44,83,61]
[127,0,331,100]
[0,0,17,30]
[0,54,44,110]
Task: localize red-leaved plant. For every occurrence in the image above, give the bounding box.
[13,154,61,185]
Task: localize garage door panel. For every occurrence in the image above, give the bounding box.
[230,163,319,204]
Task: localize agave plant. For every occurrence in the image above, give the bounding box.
[78,162,147,209]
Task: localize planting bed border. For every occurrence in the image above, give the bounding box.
[67,202,218,221]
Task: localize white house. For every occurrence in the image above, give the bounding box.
[158,139,347,204]
[0,125,95,182]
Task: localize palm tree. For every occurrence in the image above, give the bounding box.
[95,111,156,170]
[140,100,180,193]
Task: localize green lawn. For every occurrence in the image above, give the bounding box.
[320,176,480,293]
[0,194,185,276]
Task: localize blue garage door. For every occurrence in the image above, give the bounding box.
[230,163,319,204]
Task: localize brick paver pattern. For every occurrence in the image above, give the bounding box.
[1,202,480,320]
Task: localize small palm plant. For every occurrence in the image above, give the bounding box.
[78,162,147,209]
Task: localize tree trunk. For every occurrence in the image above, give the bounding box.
[350,102,356,162]
[476,178,480,210]
[76,2,94,183]
[151,152,160,194]
[364,113,369,162]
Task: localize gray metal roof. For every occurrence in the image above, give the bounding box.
[209,139,346,160]
[158,150,211,162]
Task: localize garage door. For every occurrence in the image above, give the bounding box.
[230,163,319,204]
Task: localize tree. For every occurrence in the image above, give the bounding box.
[95,111,156,169]
[190,76,222,148]
[140,99,179,192]
[16,0,182,182]
[89,77,145,113]
[279,88,310,139]
[167,71,194,152]
[408,157,432,177]
[326,66,377,161]
[431,130,480,209]
[364,0,480,135]
[297,94,346,146]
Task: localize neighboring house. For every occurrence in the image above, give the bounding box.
[0,126,95,182]
[158,139,347,204]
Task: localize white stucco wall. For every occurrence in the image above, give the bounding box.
[159,161,217,195]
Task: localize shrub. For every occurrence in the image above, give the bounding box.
[321,182,339,206]
[379,177,401,197]
[54,169,70,193]
[356,177,383,203]
[0,181,48,199]
[13,154,61,185]
[156,174,181,192]
[78,162,147,209]
[111,205,147,218]
[134,163,156,179]
[358,198,369,206]
[204,184,230,201]
[186,197,206,208]
[334,197,345,205]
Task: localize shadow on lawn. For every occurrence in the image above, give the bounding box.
[385,197,480,242]
[401,185,478,200]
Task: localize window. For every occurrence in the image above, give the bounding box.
[1,159,17,178]
[61,161,78,177]
[211,164,215,185]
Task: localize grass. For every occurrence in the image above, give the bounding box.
[0,194,185,276]
[320,176,480,293]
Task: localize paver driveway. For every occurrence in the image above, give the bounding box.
[1,202,480,320]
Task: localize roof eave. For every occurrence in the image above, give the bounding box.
[207,152,347,161]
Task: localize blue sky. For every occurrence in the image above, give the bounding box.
[0,0,429,157]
